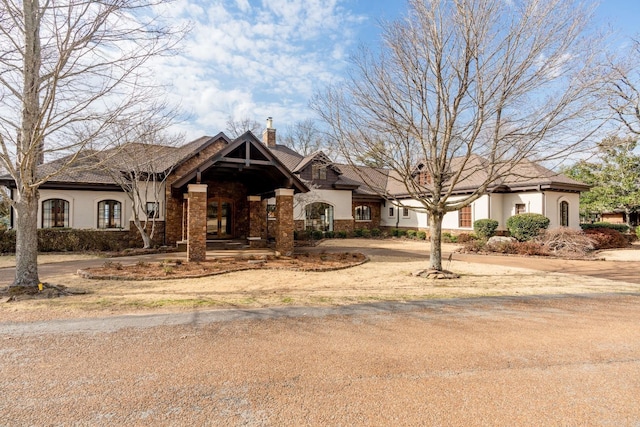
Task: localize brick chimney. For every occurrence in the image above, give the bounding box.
[262,117,276,148]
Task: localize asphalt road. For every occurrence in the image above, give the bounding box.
[1,293,639,425]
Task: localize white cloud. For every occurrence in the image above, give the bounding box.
[151,0,365,140]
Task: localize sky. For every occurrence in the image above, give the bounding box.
[152,0,640,141]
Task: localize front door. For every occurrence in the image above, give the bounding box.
[207,198,233,239]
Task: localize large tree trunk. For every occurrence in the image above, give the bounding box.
[12,191,40,288]
[429,212,444,271]
[133,218,153,249]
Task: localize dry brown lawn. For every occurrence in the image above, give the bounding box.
[1,239,639,323]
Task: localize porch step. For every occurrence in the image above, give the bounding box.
[175,239,250,251]
[206,239,250,250]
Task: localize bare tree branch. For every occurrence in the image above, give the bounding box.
[313,0,608,271]
[0,0,186,287]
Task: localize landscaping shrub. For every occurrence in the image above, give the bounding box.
[581,222,629,233]
[397,229,407,237]
[0,228,135,254]
[371,228,381,237]
[0,229,16,253]
[456,233,476,243]
[406,229,417,239]
[488,240,547,256]
[324,231,335,239]
[536,228,594,256]
[337,231,348,239]
[461,239,486,253]
[391,228,400,237]
[636,226,640,240]
[506,213,550,241]
[416,231,427,240]
[583,227,629,249]
[361,228,371,238]
[353,228,363,237]
[442,232,457,243]
[311,230,324,240]
[473,219,499,239]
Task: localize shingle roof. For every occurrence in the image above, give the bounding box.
[269,145,304,171]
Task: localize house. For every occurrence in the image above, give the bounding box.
[0,119,589,259]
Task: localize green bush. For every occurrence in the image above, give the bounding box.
[337,231,348,239]
[442,232,457,243]
[324,231,335,238]
[636,226,640,240]
[506,213,550,241]
[581,222,629,233]
[406,229,417,239]
[0,228,136,254]
[391,228,400,237]
[353,228,363,237]
[397,229,407,237]
[473,219,499,239]
[311,230,324,240]
[361,228,371,238]
[371,228,381,237]
[416,231,427,240]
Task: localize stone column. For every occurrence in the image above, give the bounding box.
[187,184,207,262]
[275,188,294,256]
[181,193,188,242]
[247,195,265,248]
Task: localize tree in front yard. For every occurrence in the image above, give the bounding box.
[565,135,640,227]
[313,0,608,271]
[0,0,184,289]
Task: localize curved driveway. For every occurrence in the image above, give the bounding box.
[1,243,639,286]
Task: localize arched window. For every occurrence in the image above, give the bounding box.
[98,200,122,229]
[560,201,569,227]
[355,205,371,221]
[42,199,69,228]
[305,202,334,232]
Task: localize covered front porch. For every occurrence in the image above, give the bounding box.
[169,132,307,261]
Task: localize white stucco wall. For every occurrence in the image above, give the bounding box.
[293,189,353,221]
[544,191,581,229]
[378,191,580,232]
[34,183,166,230]
[380,200,428,229]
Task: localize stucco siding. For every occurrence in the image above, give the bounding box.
[293,189,353,221]
[36,186,165,230]
[544,191,581,229]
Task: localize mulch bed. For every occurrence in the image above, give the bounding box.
[77,252,368,281]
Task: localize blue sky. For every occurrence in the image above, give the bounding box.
[155,0,640,141]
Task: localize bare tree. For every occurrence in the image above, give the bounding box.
[0,0,184,288]
[225,116,262,138]
[609,39,640,135]
[281,119,328,156]
[313,0,607,271]
[102,123,181,249]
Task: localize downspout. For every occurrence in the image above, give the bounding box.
[539,185,546,218]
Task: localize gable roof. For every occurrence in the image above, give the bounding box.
[170,131,308,193]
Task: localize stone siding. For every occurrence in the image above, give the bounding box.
[187,185,207,262]
[165,139,228,245]
[275,190,294,256]
[352,201,381,230]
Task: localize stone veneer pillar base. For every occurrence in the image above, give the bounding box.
[187,184,207,262]
[275,188,294,256]
[247,195,266,248]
